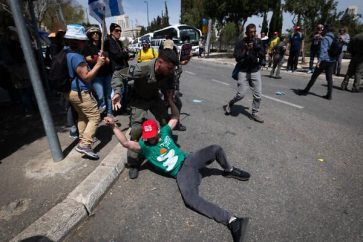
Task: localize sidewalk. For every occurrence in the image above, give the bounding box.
[0,98,129,241]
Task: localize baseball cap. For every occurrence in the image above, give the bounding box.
[64,24,88,40]
[163,39,174,50]
[142,120,159,139]
[274,31,278,36]
[141,39,150,45]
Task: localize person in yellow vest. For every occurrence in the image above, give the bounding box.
[137,39,158,63]
[268,32,280,67]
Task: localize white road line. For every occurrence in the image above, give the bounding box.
[262,94,304,109]
[185,71,196,75]
[211,79,230,86]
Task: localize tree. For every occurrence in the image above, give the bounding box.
[268,0,282,39]
[339,9,363,36]
[261,12,268,35]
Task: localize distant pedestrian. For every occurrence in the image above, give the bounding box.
[267,32,280,67]
[297,25,336,100]
[223,23,265,123]
[269,35,287,79]
[63,24,106,159]
[308,24,324,74]
[137,39,158,63]
[287,26,304,72]
[104,90,250,242]
[340,32,363,92]
[335,27,350,76]
[198,36,205,58]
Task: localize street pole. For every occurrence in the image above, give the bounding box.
[144,0,149,27]
[8,0,63,162]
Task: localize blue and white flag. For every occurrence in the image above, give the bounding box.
[88,0,125,23]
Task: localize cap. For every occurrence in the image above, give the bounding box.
[294,26,301,31]
[110,23,121,33]
[64,24,88,40]
[142,39,150,44]
[274,31,278,36]
[141,120,159,139]
[86,26,102,38]
[163,39,174,50]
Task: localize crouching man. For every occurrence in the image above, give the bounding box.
[104,90,250,242]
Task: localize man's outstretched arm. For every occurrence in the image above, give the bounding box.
[167,90,179,130]
[104,117,141,153]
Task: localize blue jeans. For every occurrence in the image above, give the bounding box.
[92,75,112,114]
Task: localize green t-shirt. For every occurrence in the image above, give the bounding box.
[138,125,188,177]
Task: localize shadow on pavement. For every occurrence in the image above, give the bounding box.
[224,105,250,118]
[0,100,68,161]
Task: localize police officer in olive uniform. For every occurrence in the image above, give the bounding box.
[111,49,179,179]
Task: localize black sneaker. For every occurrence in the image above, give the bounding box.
[129,167,139,179]
[223,104,231,115]
[228,217,249,242]
[223,167,250,181]
[323,94,332,100]
[297,89,308,96]
[176,123,187,131]
[76,144,99,159]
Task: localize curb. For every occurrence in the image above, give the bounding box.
[11,133,129,242]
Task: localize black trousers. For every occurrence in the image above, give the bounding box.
[304,61,335,98]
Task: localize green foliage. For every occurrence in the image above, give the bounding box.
[339,9,363,36]
[268,0,282,39]
[138,26,147,37]
[220,22,238,43]
[261,12,268,34]
[145,1,170,33]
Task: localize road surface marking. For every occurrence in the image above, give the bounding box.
[185,71,196,75]
[211,79,230,86]
[262,94,304,109]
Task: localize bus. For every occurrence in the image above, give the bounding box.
[151,24,202,55]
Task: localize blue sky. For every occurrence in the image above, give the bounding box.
[79,0,362,33]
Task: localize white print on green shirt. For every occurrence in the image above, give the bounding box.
[157,149,178,171]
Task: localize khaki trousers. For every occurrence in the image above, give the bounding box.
[67,90,100,145]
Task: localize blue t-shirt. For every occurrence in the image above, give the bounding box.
[289,32,304,52]
[66,51,90,91]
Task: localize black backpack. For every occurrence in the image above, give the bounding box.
[327,35,343,59]
[48,49,74,92]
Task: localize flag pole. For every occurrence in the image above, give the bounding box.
[101,6,106,52]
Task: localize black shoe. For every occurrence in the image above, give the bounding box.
[129,167,139,179]
[323,95,332,100]
[176,123,187,131]
[297,89,308,96]
[351,88,359,93]
[223,167,250,181]
[228,217,249,242]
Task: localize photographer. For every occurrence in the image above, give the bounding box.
[223,23,265,123]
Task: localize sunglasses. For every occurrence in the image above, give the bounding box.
[114,29,121,33]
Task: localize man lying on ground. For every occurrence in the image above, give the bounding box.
[104,90,251,242]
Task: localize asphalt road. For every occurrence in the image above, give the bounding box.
[65,60,363,242]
